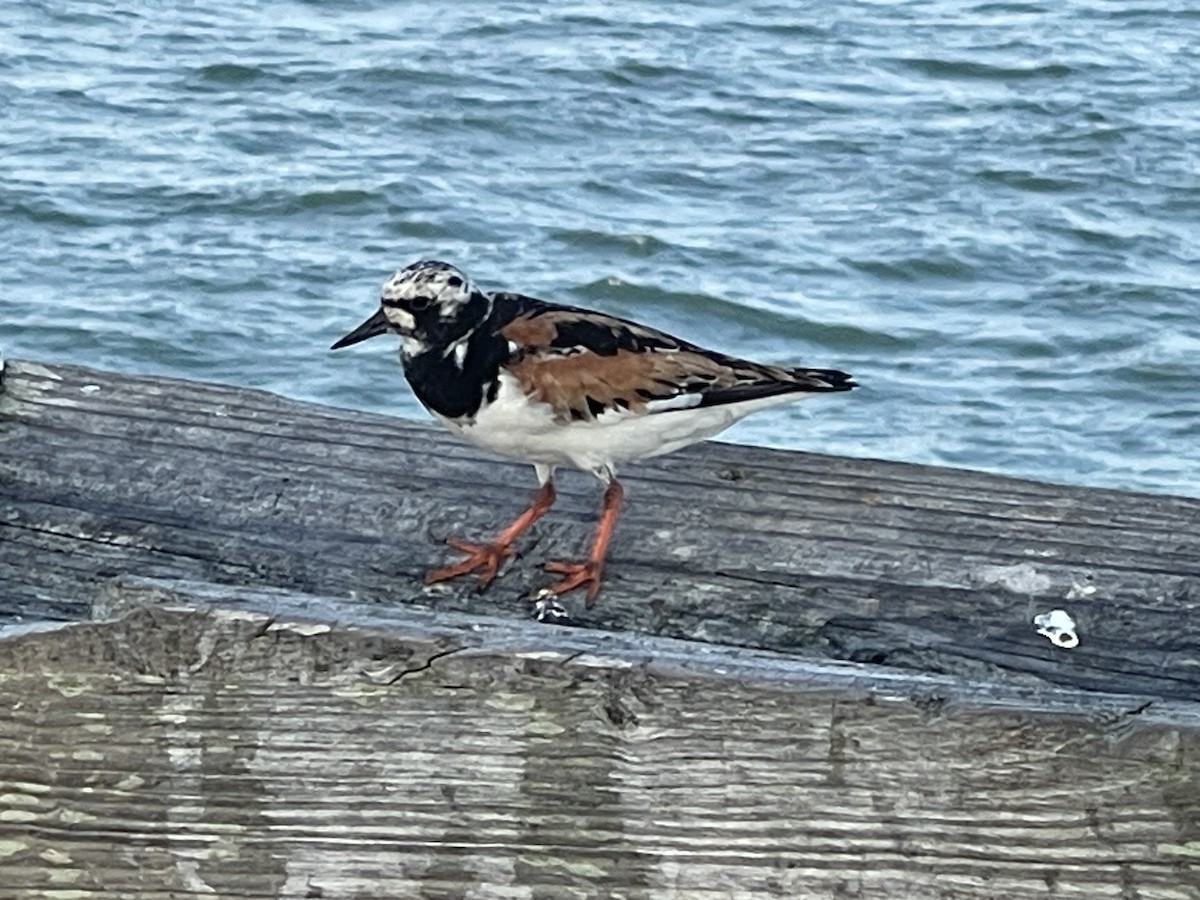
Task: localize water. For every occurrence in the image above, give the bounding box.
[3,1,1198,496]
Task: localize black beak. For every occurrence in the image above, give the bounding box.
[331,308,389,349]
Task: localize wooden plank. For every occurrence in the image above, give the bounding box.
[2,357,1199,704]
[0,577,1197,899]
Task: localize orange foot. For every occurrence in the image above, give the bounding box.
[424,536,513,589]
[543,559,605,607]
[425,481,558,592]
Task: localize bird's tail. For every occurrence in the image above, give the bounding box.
[791,367,857,392]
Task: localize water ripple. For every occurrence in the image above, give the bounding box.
[2,0,1198,495]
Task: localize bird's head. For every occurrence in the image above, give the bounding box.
[331,260,490,356]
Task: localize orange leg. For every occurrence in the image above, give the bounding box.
[425,481,557,589]
[542,479,624,607]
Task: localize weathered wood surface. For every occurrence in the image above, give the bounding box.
[0,577,1196,899]
[2,357,1199,701]
[2,360,1200,705]
[3,358,1200,897]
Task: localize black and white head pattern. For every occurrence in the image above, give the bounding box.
[377,259,493,360]
[380,261,473,327]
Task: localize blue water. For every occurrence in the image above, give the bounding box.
[3,1,1198,496]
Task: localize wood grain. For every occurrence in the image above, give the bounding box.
[2,358,1198,702]
[0,578,1196,899]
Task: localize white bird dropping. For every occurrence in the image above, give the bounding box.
[1034,608,1079,649]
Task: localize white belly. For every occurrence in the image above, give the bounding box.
[435,372,806,475]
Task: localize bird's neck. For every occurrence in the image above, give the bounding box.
[401,313,510,421]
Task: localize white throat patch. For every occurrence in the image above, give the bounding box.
[400,335,424,358]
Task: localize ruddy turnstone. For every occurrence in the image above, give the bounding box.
[333,260,856,606]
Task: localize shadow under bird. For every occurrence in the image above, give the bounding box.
[332,260,856,606]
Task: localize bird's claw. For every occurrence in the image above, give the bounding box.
[424,536,514,588]
[542,559,604,606]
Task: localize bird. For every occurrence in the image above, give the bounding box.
[332,259,856,606]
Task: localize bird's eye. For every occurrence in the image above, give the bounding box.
[409,295,432,311]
